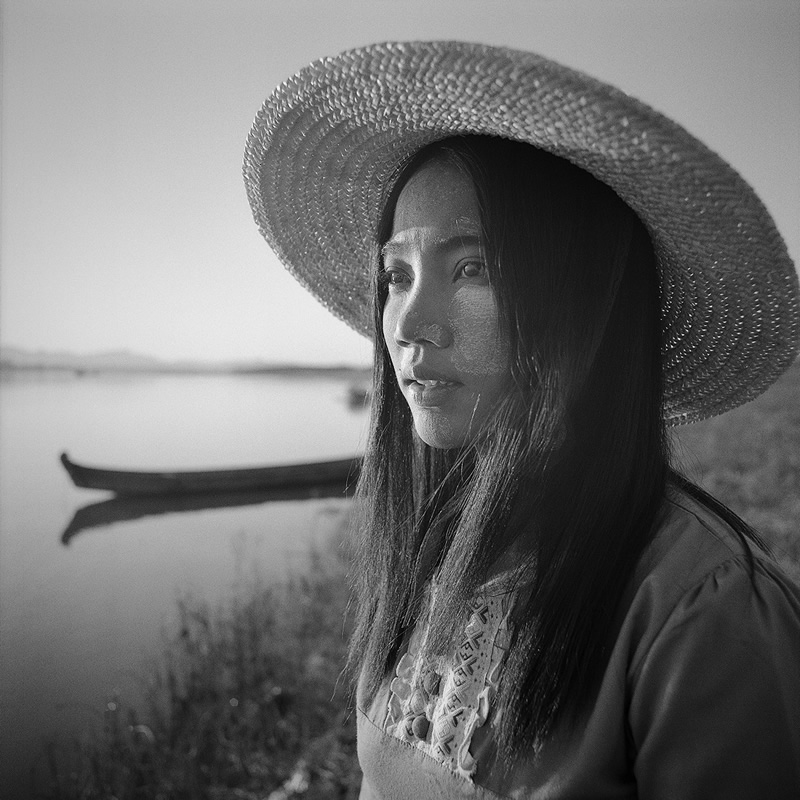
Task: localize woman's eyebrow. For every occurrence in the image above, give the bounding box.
[381,233,482,261]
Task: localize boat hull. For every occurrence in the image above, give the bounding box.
[60,452,361,496]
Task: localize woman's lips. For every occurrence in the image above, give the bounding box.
[405,377,462,406]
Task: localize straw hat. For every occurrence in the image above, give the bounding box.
[243,40,799,424]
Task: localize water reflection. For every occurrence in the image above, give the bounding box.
[61,481,358,543]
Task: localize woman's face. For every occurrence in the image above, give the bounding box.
[381,157,510,449]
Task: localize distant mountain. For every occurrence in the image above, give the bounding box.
[0,347,167,371]
[0,346,370,377]
[0,346,206,373]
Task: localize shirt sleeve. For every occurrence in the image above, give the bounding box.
[628,556,800,800]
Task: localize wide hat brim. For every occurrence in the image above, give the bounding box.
[244,40,799,424]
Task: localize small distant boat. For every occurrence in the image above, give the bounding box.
[347,385,371,409]
[60,452,361,497]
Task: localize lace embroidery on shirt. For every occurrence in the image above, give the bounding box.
[385,587,513,780]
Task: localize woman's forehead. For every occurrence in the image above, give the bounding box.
[391,159,479,236]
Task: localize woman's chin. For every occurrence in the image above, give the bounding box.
[412,416,468,450]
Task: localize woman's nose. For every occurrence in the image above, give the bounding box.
[392,285,453,349]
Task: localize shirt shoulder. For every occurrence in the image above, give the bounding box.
[622,490,800,798]
[622,488,800,676]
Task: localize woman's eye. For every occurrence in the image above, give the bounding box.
[459,260,486,279]
[383,268,409,287]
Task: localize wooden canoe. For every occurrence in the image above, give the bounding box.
[60,452,361,497]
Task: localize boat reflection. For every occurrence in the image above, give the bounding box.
[61,481,356,544]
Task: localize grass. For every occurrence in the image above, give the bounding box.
[39,361,799,798]
[38,537,361,800]
[672,359,800,582]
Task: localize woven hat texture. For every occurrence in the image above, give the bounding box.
[244,40,799,424]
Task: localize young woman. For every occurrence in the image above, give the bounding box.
[244,41,800,799]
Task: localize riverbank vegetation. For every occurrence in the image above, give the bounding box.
[39,539,361,800]
[673,358,800,582]
[39,361,798,799]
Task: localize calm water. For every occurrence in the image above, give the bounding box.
[0,371,369,796]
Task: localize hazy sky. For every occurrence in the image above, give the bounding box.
[2,0,798,365]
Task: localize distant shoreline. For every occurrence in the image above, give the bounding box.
[0,346,371,380]
[0,363,371,380]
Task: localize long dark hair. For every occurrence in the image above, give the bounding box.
[348,134,671,758]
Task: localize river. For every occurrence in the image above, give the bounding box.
[0,369,369,796]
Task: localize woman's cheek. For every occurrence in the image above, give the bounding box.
[382,300,395,350]
[449,286,508,376]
